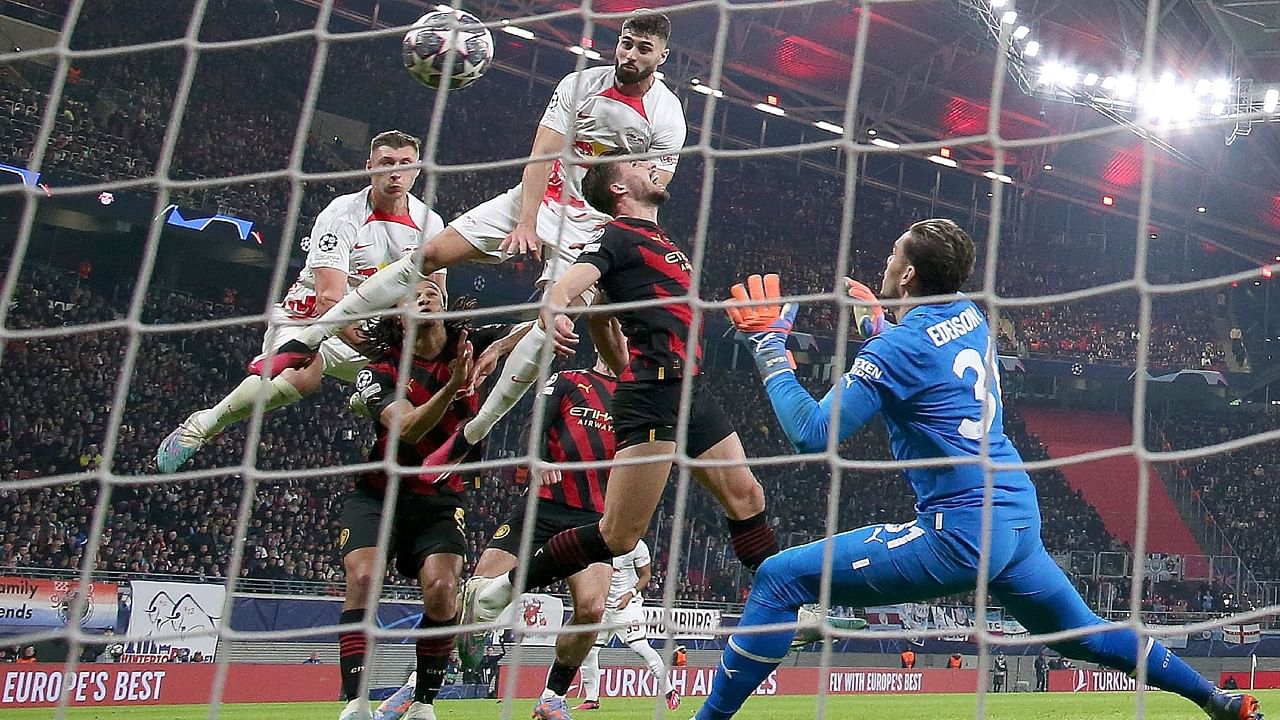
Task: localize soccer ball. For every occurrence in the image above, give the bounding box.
[402,9,494,90]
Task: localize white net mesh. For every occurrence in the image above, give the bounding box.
[1,0,1278,718]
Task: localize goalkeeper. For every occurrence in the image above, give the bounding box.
[700,219,1260,720]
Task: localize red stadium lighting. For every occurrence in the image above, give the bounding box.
[1101,194,1115,207]
[1265,267,1275,280]
[766,94,780,106]
[939,147,953,159]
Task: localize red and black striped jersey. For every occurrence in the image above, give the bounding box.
[527,368,617,513]
[575,217,700,382]
[354,325,508,496]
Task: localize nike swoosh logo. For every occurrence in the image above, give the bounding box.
[510,377,536,384]
[354,242,372,250]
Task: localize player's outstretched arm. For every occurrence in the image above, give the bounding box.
[543,262,603,355]
[728,274,884,453]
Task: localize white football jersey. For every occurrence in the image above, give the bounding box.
[536,66,686,224]
[608,539,651,604]
[281,187,445,318]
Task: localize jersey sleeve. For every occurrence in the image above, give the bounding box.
[305,210,358,272]
[354,363,400,422]
[650,98,687,176]
[632,540,651,569]
[539,72,580,136]
[762,341,899,453]
[574,226,629,276]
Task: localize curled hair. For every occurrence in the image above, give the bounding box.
[362,294,479,360]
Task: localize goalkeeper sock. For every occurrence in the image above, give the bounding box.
[697,636,791,720]
[520,522,614,589]
[699,579,797,720]
[194,375,303,436]
[414,617,454,704]
[338,609,368,701]
[294,254,425,349]
[464,322,548,444]
[726,512,779,572]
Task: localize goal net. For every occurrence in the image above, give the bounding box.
[0,0,1276,717]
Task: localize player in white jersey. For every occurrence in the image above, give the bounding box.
[156,131,446,473]
[249,12,687,462]
[575,539,677,712]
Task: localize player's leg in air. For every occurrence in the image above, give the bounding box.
[463,417,776,625]
[454,507,612,720]
[254,228,482,376]
[155,317,358,473]
[694,516,1260,720]
[990,526,1261,720]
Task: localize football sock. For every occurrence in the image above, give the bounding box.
[579,647,602,702]
[463,322,548,444]
[414,617,454,704]
[726,512,779,572]
[542,660,579,699]
[519,522,614,590]
[194,374,303,436]
[1055,624,1214,705]
[698,592,797,720]
[628,639,673,694]
[338,608,368,701]
[294,254,424,349]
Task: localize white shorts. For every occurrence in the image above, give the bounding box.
[597,599,647,646]
[451,186,609,286]
[255,306,368,384]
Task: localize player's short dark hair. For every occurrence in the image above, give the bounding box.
[581,158,624,216]
[622,11,671,43]
[370,130,420,157]
[902,218,976,296]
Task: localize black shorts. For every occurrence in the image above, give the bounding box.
[488,498,603,556]
[338,487,467,579]
[610,379,736,457]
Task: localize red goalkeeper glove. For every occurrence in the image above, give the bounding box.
[727,274,797,382]
[845,278,888,338]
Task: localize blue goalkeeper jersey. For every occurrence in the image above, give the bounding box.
[764,297,1039,522]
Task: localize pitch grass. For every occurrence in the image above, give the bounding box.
[9,691,1279,720]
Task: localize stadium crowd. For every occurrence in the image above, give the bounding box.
[1157,410,1280,584]
[0,0,1266,613]
[2,263,1125,605]
[1,0,1242,372]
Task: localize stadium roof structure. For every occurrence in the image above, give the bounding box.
[319,0,1280,254]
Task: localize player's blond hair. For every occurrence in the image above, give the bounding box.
[369,130,420,157]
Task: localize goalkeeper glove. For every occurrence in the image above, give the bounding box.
[727,273,798,382]
[845,278,888,339]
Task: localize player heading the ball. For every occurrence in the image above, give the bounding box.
[249,11,687,461]
[699,220,1261,720]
